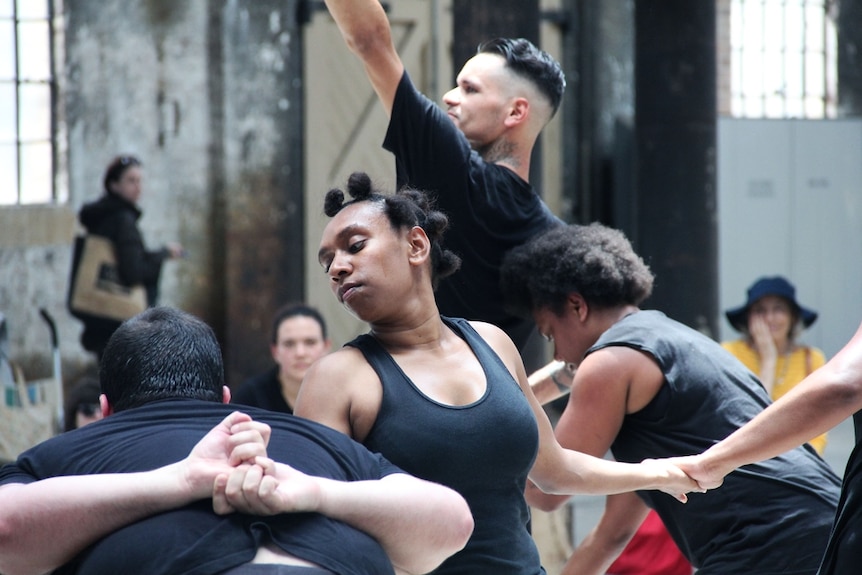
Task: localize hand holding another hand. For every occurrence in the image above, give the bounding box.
[640,458,707,503]
[666,454,727,491]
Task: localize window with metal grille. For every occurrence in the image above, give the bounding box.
[0,0,56,205]
[730,0,837,118]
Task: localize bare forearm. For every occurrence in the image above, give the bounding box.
[0,466,193,575]
[525,478,570,511]
[529,360,574,405]
[323,0,389,49]
[758,358,777,395]
[561,530,628,575]
[703,376,857,475]
[702,332,862,477]
[313,474,473,574]
[561,494,648,575]
[535,448,692,499]
[322,0,403,112]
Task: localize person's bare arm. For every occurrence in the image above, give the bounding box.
[749,315,778,394]
[561,493,650,575]
[214,457,473,575]
[295,348,381,441]
[529,347,672,573]
[529,360,575,405]
[473,323,697,499]
[323,0,405,115]
[0,412,269,575]
[677,320,862,489]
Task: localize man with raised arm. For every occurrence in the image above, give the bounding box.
[322,0,567,363]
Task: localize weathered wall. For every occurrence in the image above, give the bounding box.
[0,0,306,391]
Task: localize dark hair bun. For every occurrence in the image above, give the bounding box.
[323,188,345,217]
[346,172,373,200]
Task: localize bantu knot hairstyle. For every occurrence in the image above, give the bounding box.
[324,172,461,290]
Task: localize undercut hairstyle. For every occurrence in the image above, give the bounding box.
[500,223,654,317]
[478,38,566,117]
[270,302,328,344]
[103,154,142,192]
[324,171,461,290]
[100,307,224,412]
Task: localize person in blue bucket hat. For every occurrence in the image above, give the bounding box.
[722,276,827,453]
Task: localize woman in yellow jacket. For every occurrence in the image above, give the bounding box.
[722,276,827,453]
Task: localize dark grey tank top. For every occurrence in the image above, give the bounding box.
[347,316,545,574]
[591,311,840,574]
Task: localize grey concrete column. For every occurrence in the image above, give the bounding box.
[219,0,305,387]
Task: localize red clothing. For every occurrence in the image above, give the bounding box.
[607,510,692,575]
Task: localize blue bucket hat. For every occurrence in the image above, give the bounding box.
[725,276,818,332]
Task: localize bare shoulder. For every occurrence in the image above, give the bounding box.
[468,320,525,377]
[296,346,383,440]
[578,345,664,412]
[469,320,515,349]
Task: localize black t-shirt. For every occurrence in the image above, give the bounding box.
[0,400,401,575]
[592,311,840,574]
[233,366,292,414]
[383,72,563,350]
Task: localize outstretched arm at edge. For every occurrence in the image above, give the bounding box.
[0,412,269,575]
[678,319,862,489]
[323,0,405,115]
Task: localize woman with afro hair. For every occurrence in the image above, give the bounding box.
[502,222,840,575]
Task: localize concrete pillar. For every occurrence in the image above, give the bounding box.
[634,1,718,336]
[219,0,305,388]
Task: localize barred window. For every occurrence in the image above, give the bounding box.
[730,0,837,118]
[0,0,56,205]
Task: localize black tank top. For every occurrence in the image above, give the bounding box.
[590,311,840,574]
[347,316,545,574]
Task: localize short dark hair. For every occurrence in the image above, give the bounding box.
[324,172,461,290]
[100,307,224,412]
[103,154,142,192]
[270,303,328,344]
[477,38,566,117]
[500,223,654,317]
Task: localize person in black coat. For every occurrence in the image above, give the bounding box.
[76,155,184,359]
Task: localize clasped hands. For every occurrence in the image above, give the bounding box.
[177,411,329,516]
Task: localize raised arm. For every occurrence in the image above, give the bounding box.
[678,319,862,489]
[323,0,405,115]
[0,412,269,575]
[214,457,473,575]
